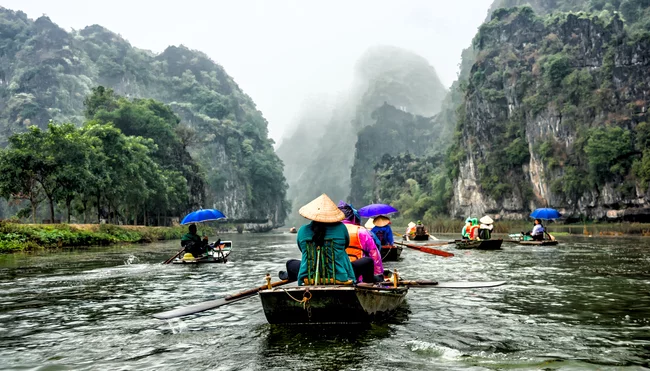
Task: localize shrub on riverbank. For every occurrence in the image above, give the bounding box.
[0,222,219,253]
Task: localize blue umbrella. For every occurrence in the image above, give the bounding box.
[358,204,398,218]
[530,208,561,220]
[181,209,227,225]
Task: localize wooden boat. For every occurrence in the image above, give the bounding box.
[454,239,503,250]
[172,241,232,264]
[517,240,558,246]
[411,233,430,241]
[259,284,408,325]
[507,234,559,246]
[380,245,403,261]
[289,227,297,233]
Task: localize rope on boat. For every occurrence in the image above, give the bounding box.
[282,288,312,310]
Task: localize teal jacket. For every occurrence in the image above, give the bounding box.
[296,222,356,285]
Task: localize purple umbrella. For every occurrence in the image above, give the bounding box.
[358,204,398,218]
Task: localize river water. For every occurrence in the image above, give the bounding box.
[0,233,648,370]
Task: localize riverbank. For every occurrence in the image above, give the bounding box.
[389,218,650,237]
[0,222,224,253]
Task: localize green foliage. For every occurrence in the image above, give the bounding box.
[0,220,204,253]
[584,126,633,184]
[372,153,451,221]
[632,150,650,187]
[0,100,196,225]
[542,53,573,88]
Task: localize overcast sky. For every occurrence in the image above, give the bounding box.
[4,0,493,142]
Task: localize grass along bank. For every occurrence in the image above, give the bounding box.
[389,217,650,237]
[0,222,223,253]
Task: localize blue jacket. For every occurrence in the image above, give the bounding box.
[371,225,394,246]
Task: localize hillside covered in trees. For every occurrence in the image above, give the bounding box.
[450,0,650,221]
[0,8,288,227]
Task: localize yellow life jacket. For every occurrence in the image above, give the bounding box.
[344,224,364,262]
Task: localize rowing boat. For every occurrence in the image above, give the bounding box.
[454,239,503,250]
[152,278,506,321]
[380,245,402,261]
[507,234,559,246]
[172,241,232,264]
[259,284,408,325]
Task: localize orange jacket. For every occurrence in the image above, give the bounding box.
[344,224,364,262]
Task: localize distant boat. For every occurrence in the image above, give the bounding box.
[289,227,297,234]
[172,241,232,264]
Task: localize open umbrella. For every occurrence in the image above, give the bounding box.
[530,208,561,220]
[181,208,227,225]
[358,204,398,218]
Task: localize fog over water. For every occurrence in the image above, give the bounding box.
[2,0,493,142]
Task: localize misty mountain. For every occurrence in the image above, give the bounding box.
[277,46,447,225]
[0,7,288,227]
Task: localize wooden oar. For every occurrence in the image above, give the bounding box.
[153,279,292,319]
[163,248,185,264]
[355,280,506,289]
[398,280,506,288]
[396,241,454,258]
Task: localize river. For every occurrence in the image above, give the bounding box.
[0,233,648,370]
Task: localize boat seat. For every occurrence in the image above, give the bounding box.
[303,239,353,286]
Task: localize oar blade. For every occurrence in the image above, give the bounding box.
[153,295,250,320]
[405,280,506,289]
[420,246,454,258]
[152,279,292,320]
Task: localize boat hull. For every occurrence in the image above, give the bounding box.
[518,240,558,246]
[259,285,408,325]
[411,234,429,241]
[455,239,503,250]
[380,245,403,261]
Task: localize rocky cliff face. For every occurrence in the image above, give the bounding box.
[0,8,288,228]
[451,6,650,221]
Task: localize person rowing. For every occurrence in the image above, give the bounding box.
[370,215,394,246]
[181,224,209,258]
[523,219,545,241]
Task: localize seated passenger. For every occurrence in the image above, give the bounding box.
[461,217,472,240]
[525,219,545,241]
[370,215,394,246]
[338,201,384,283]
[405,222,416,240]
[181,224,209,257]
[478,215,494,240]
[283,194,356,285]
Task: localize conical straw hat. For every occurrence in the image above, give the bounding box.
[364,218,375,230]
[373,215,391,227]
[299,194,345,223]
[479,215,494,224]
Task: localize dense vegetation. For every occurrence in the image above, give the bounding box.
[0,89,199,225]
[0,8,288,225]
[0,220,221,253]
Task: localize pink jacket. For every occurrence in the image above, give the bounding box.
[342,220,384,275]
